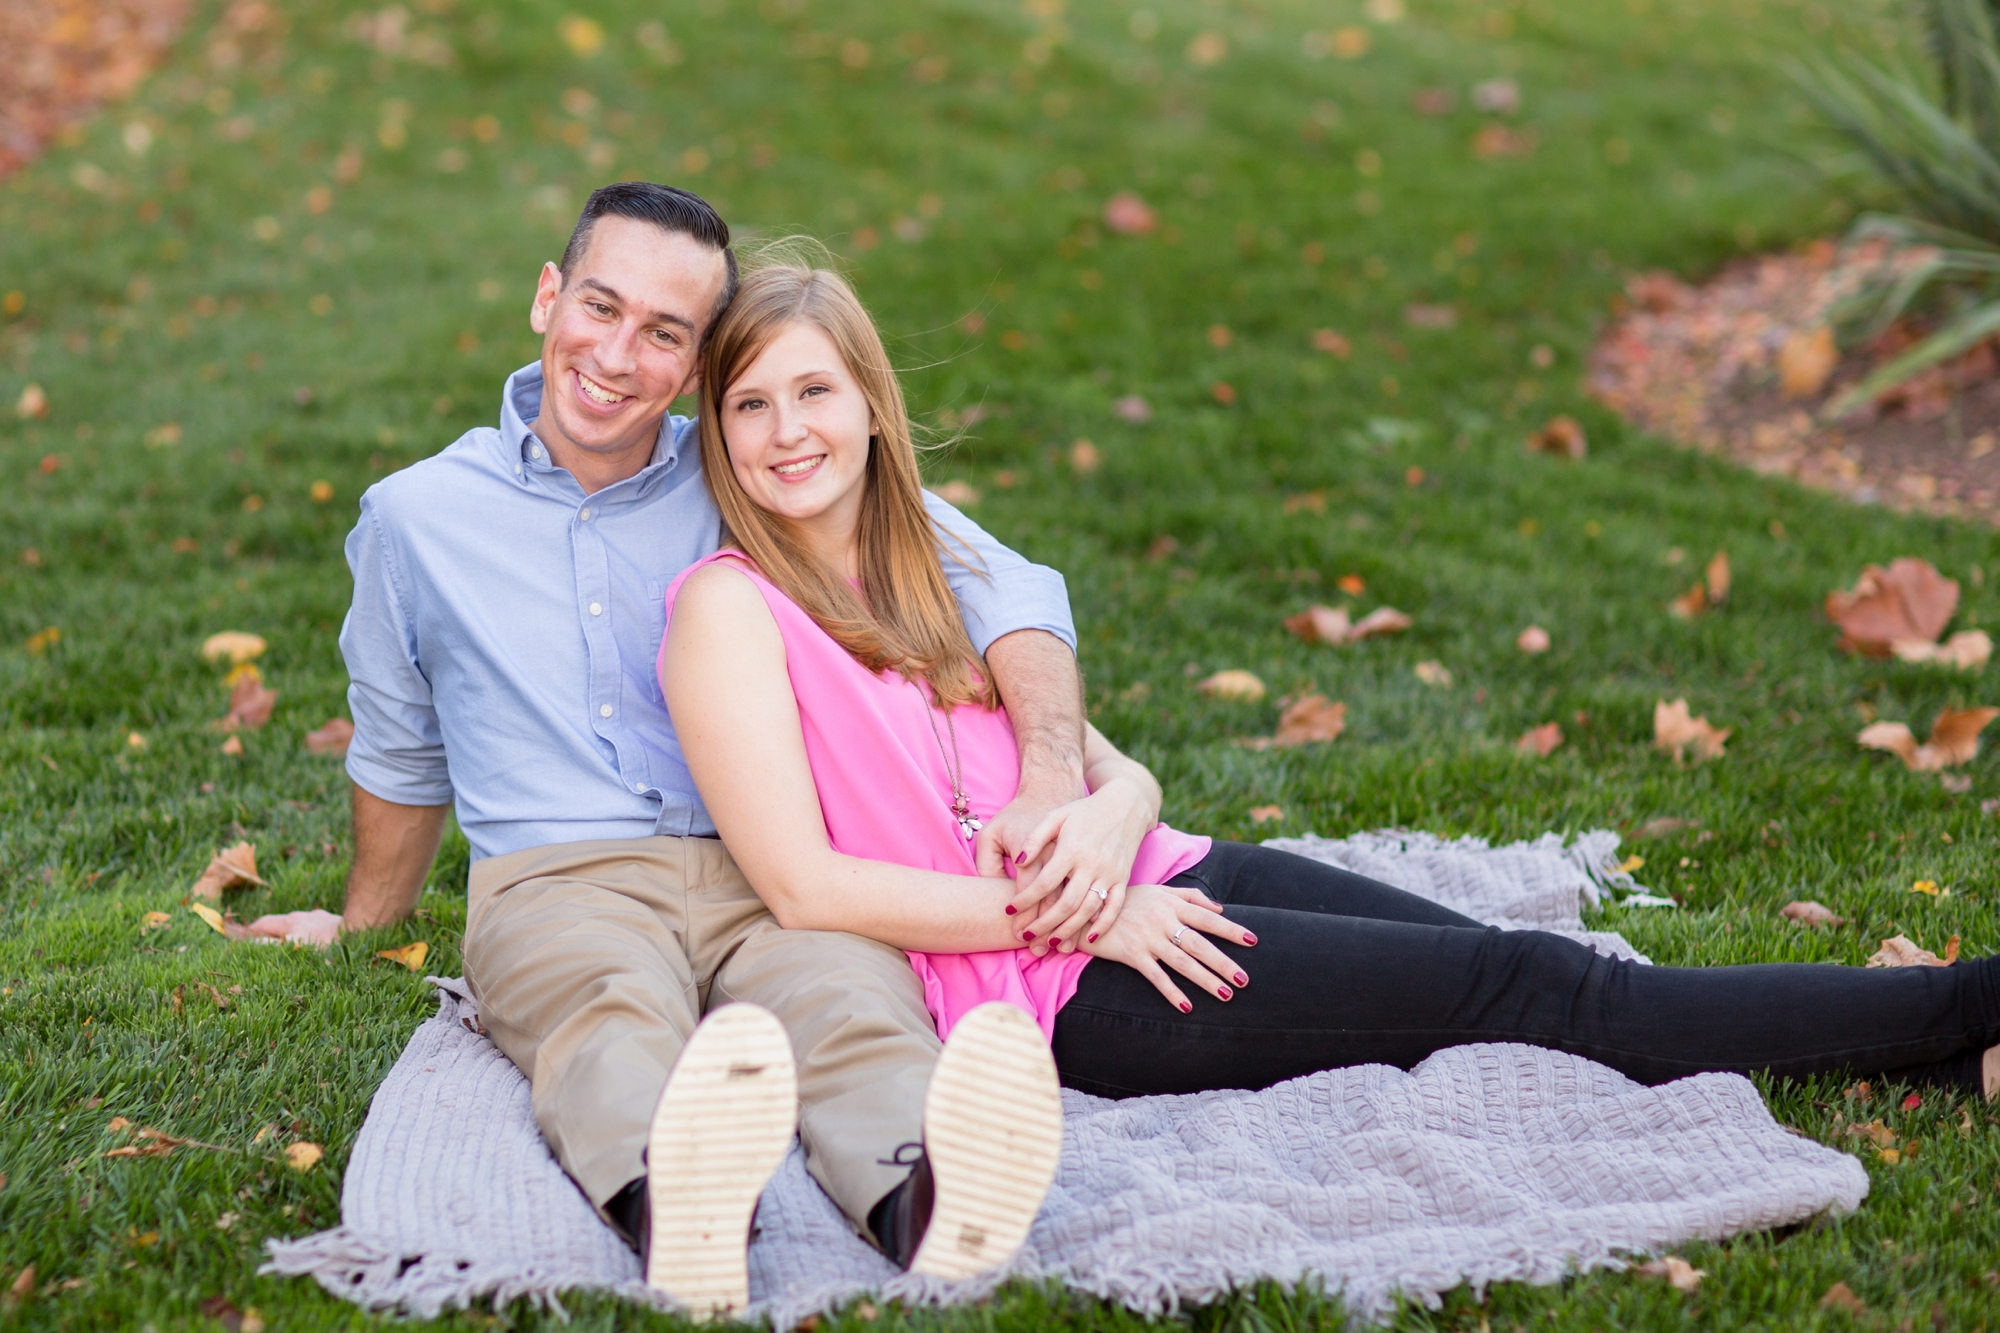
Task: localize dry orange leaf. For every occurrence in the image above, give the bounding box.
[1890,630,1991,672]
[1525,416,1586,459]
[285,1141,324,1171]
[1654,698,1730,763]
[1634,1255,1705,1292]
[1780,900,1844,927]
[306,717,356,756]
[1348,606,1415,641]
[931,480,978,507]
[1517,625,1551,654]
[1669,581,1707,620]
[1704,551,1730,604]
[1272,694,1347,746]
[1414,660,1453,688]
[1866,934,1957,968]
[1336,574,1366,596]
[1825,558,1958,657]
[1779,326,1839,398]
[220,734,244,757]
[1857,706,1999,772]
[190,842,269,902]
[376,941,429,972]
[1312,329,1352,358]
[220,672,278,730]
[140,910,171,933]
[1283,605,1411,646]
[201,631,267,665]
[1068,439,1102,473]
[17,383,49,420]
[1819,1281,1865,1313]
[1198,669,1267,702]
[1516,722,1563,757]
[1248,805,1284,824]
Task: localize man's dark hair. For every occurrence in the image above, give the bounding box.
[559,181,740,331]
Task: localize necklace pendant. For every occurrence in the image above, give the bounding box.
[957,815,982,839]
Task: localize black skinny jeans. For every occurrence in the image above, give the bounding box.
[1051,840,2000,1098]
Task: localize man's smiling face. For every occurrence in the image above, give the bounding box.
[527,215,730,487]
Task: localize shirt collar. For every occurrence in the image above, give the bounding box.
[498,361,686,490]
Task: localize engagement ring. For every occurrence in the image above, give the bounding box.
[1170,925,1188,946]
[1090,886,1108,902]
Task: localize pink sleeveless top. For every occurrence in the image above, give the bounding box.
[660,551,1210,1040]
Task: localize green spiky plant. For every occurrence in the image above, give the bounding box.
[1793,0,2000,412]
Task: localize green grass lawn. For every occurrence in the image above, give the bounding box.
[8,0,2000,1326]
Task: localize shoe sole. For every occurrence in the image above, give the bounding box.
[909,1002,1064,1281]
[645,1002,798,1321]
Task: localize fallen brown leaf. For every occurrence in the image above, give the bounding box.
[285,1141,323,1171]
[1248,805,1283,824]
[1526,415,1586,459]
[1704,550,1730,604]
[1867,934,1950,968]
[1780,900,1844,927]
[1349,607,1413,641]
[1857,706,1999,772]
[1336,574,1366,596]
[1516,722,1564,757]
[1272,694,1347,747]
[190,842,268,902]
[1654,698,1730,763]
[220,734,244,757]
[10,1266,34,1299]
[1516,625,1551,654]
[1779,326,1838,398]
[201,631,266,665]
[1068,439,1102,473]
[219,672,278,730]
[1283,605,1411,645]
[1669,580,1707,619]
[140,910,171,934]
[1890,629,1991,672]
[376,941,429,972]
[1414,660,1452,688]
[1197,669,1266,702]
[1818,1281,1865,1313]
[1825,558,1958,657]
[1633,1254,1705,1292]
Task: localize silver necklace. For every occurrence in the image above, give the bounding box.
[920,693,982,840]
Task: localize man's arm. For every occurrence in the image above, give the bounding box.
[975,628,1087,873]
[345,784,451,928]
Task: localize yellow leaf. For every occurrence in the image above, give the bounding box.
[285,1141,323,1171]
[188,902,228,935]
[1912,879,1940,896]
[201,631,267,665]
[140,911,171,933]
[1618,855,1645,873]
[377,941,429,972]
[1197,669,1266,702]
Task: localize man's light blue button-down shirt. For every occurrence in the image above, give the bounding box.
[339,362,1076,861]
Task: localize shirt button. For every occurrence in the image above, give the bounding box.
[579,508,591,521]
[514,464,523,476]
[531,445,543,458]
[599,703,613,718]
[589,602,602,616]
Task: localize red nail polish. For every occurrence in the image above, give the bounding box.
[1242,932,1258,946]
[1015,851,1025,865]
[1021,931,1034,941]
[1086,933,1098,944]
[1005,905,1017,916]
[1179,1001,1192,1014]
[1217,985,1232,1000]
[1050,938,1062,948]
[1235,972,1248,987]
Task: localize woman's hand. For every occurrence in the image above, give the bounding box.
[1006,777,1155,955]
[1079,883,1253,1012]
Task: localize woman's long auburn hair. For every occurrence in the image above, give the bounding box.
[696,262,996,710]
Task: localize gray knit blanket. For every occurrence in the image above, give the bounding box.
[263,830,1867,1324]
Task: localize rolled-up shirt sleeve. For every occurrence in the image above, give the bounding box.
[924,490,1076,656]
[339,501,454,806]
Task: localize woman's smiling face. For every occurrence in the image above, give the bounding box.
[720,321,877,542]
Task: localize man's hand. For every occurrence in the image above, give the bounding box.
[241,908,345,947]
[975,630,1087,878]
[344,783,450,929]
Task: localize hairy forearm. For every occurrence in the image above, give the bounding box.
[343,783,450,929]
[984,629,1085,801]
[756,850,1025,952]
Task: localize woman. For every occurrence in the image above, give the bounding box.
[659,260,2000,1243]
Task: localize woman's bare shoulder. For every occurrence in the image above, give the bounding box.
[676,558,767,617]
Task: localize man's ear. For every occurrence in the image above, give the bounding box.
[673,360,703,402]
[528,262,563,336]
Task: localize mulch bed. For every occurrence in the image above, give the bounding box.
[1,0,191,180]
[1589,239,2000,525]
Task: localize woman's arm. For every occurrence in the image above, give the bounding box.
[663,563,1024,953]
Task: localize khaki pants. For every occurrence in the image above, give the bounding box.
[464,835,941,1228]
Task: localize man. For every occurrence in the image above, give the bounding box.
[308,182,1162,1315]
